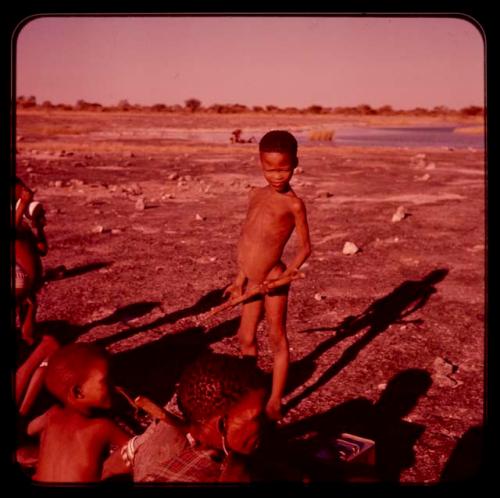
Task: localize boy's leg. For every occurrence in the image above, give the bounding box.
[238,282,264,357]
[21,295,37,346]
[264,262,290,421]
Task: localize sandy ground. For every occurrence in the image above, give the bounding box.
[15,110,485,483]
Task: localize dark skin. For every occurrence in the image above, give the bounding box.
[225,151,312,420]
[15,180,48,345]
[28,360,129,482]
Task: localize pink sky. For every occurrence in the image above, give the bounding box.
[15,16,484,109]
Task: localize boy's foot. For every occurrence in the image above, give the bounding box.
[265,399,283,421]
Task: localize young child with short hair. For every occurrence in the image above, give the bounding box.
[15,176,48,345]
[26,343,129,482]
[224,130,312,420]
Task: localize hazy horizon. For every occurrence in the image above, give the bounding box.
[16,16,485,110]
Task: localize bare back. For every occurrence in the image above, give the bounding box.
[238,186,298,281]
[34,406,125,482]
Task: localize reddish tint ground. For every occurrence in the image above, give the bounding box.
[15,110,484,483]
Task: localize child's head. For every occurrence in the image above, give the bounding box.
[259,130,298,193]
[44,343,112,413]
[177,353,269,455]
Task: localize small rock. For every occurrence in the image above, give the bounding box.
[377,383,387,391]
[91,225,106,234]
[73,162,86,168]
[184,175,193,182]
[17,135,24,141]
[425,162,436,170]
[54,180,63,188]
[94,209,102,215]
[26,167,33,173]
[195,213,205,221]
[342,241,360,255]
[209,256,217,262]
[314,293,326,301]
[168,172,179,181]
[316,190,333,199]
[70,179,85,187]
[135,198,146,211]
[124,161,132,166]
[295,166,304,174]
[415,173,430,181]
[391,205,407,223]
[128,152,135,158]
[111,229,122,235]
[161,193,175,200]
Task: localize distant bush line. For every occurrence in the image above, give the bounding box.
[15,96,484,117]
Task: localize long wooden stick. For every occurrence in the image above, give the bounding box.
[201,271,305,321]
[115,386,184,426]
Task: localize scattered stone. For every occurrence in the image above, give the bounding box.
[54,180,63,188]
[377,383,387,391]
[195,213,205,221]
[59,151,66,157]
[204,185,212,193]
[108,185,118,192]
[135,198,146,211]
[391,205,407,223]
[184,175,193,182]
[155,266,165,271]
[342,241,360,255]
[295,166,304,174]
[26,167,33,173]
[316,190,333,199]
[73,162,86,168]
[432,357,460,387]
[17,135,24,141]
[161,193,175,200]
[66,151,74,157]
[128,152,136,158]
[94,209,102,215]
[91,225,107,234]
[111,229,122,235]
[425,162,436,170]
[168,172,179,181]
[314,293,326,301]
[124,161,132,167]
[415,173,430,181]
[69,179,85,187]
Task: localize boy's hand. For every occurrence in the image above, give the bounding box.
[223,282,244,300]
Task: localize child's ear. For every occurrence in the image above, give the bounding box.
[71,385,84,400]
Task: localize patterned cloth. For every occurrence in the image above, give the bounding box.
[132,421,224,483]
[141,445,223,483]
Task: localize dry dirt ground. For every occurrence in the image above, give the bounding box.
[15,110,485,483]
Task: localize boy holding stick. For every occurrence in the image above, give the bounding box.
[224,130,312,420]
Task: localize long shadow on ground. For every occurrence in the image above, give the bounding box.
[93,287,227,348]
[43,261,112,282]
[285,268,448,411]
[252,368,432,482]
[110,317,240,407]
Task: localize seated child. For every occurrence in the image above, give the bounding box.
[26,343,130,482]
[103,352,270,483]
[15,176,48,345]
[224,130,312,420]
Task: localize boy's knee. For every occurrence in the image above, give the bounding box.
[269,330,288,352]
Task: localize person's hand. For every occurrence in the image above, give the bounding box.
[32,207,47,228]
[223,282,243,300]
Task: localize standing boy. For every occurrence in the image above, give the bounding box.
[225,130,312,420]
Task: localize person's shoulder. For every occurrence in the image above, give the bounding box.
[288,193,306,212]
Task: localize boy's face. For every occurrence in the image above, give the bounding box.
[78,359,112,410]
[260,151,297,193]
[224,388,267,455]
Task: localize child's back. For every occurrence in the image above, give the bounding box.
[32,405,125,482]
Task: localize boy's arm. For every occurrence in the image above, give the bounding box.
[26,407,52,436]
[33,225,48,255]
[281,198,312,278]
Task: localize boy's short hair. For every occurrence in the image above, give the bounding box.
[259,130,298,157]
[44,343,110,403]
[177,352,268,424]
